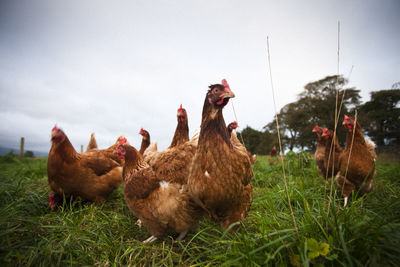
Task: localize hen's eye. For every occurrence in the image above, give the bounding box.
[214,88,219,93]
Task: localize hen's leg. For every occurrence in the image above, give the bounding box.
[176,230,188,241]
[335,172,355,207]
[143,235,157,243]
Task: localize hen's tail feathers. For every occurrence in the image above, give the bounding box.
[190,128,200,144]
[143,142,158,156]
[365,139,377,161]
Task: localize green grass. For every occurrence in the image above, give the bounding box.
[0,152,399,266]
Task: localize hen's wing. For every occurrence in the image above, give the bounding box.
[150,142,197,184]
[230,142,254,186]
[124,168,160,199]
[80,152,120,176]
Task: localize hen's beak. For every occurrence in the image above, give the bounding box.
[221,88,235,99]
[51,132,57,141]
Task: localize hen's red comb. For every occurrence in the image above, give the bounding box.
[178,104,183,112]
[119,137,127,145]
[323,128,328,134]
[221,79,230,90]
[344,114,349,120]
[234,121,238,127]
[52,125,58,132]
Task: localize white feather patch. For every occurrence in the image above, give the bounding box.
[159,181,169,189]
[204,171,210,177]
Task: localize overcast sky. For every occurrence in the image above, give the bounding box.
[0,0,399,153]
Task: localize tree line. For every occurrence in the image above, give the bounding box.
[239,75,400,154]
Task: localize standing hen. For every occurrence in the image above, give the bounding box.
[143,107,198,185]
[228,121,256,164]
[116,139,201,243]
[187,79,254,230]
[169,104,189,148]
[312,125,328,177]
[47,126,123,210]
[335,115,376,206]
[321,128,343,178]
[139,128,151,155]
[227,121,239,137]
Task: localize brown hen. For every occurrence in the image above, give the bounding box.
[47,126,123,210]
[139,128,151,155]
[143,108,198,185]
[228,121,256,164]
[321,128,343,178]
[335,115,376,206]
[116,139,201,243]
[169,104,189,148]
[187,79,254,230]
[312,125,328,177]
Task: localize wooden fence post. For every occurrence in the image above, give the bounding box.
[19,137,24,159]
[81,145,83,153]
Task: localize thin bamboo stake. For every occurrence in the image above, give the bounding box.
[327,21,343,216]
[267,37,299,236]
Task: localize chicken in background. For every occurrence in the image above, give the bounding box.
[143,108,199,185]
[187,79,254,230]
[268,146,279,165]
[47,126,123,210]
[169,104,189,148]
[312,125,328,177]
[87,135,126,166]
[86,132,98,151]
[321,128,343,178]
[270,145,277,157]
[335,115,376,206]
[116,138,201,243]
[227,121,239,137]
[227,121,256,164]
[139,128,151,155]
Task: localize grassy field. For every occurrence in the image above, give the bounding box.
[0,152,399,266]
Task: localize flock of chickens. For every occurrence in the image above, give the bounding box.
[47,79,254,242]
[313,115,377,206]
[46,79,377,243]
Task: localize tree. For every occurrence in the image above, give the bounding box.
[239,126,277,155]
[265,75,362,150]
[359,89,400,146]
[264,101,308,151]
